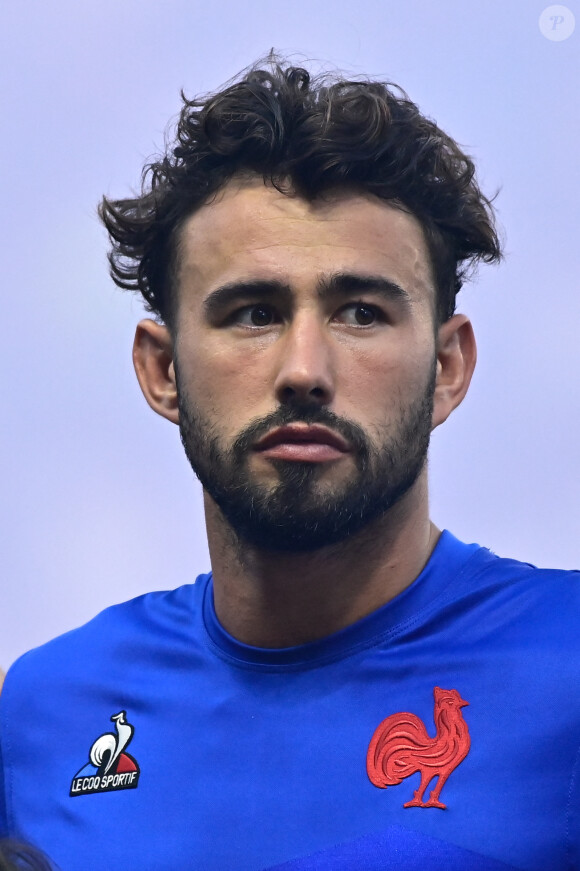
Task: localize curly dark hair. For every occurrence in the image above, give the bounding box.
[0,840,54,871]
[99,55,502,327]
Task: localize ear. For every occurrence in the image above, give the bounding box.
[432,314,477,430]
[133,319,179,425]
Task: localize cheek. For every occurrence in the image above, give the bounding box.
[178,339,274,427]
[336,341,435,425]
[340,337,430,383]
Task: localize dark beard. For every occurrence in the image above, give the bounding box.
[176,364,435,553]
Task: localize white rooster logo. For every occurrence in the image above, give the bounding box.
[89,711,134,774]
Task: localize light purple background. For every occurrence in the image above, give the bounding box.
[1,1,578,668]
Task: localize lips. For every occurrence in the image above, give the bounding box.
[253,424,351,462]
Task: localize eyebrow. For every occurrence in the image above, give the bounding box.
[203,280,292,318]
[202,272,411,318]
[319,273,412,307]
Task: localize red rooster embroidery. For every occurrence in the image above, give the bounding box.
[366,687,470,809]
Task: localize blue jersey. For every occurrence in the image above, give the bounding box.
[1,532,579,870]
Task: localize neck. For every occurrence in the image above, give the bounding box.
[204,471,439,648]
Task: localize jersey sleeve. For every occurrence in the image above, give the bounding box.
[566,743,580,869]
[0,729,8,837]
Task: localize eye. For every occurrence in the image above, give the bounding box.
[336,303,381,327]
[233,304,278,327]
[354,304,376,326]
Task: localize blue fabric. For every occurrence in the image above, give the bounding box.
[0,738,6,839]
[1,532,579,870]
[264,824,520,870]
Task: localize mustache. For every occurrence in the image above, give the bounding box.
[232,402,371,462]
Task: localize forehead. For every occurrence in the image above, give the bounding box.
[176,177,435,305]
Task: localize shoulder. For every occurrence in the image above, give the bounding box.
[0,575,210,706]
[444,530,578,589]
[467,542,579,594]
[435,532,580,637]
[448,536,580,645]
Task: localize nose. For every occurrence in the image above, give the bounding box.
[273,313,335,406]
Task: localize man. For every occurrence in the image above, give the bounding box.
[1,58,578,871]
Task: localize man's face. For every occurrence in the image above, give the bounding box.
[172,178,440,551]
